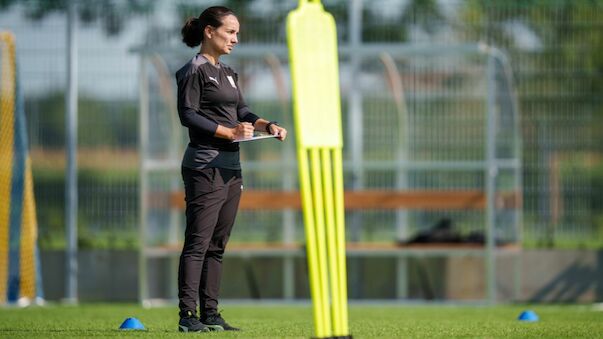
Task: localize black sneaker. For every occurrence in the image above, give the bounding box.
[201,312,240,331]
[178,311,210,332]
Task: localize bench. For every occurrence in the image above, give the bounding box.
[145,241,520,258]
[168,189,521,210]
[148,189,521,300]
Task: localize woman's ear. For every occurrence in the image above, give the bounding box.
[204,25,213,40]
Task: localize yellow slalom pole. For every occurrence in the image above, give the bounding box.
[20,157,38,299]
[309,147,332,337]
[0,33,16,305]
[333,148,349,334]
[287,0,349,335]
[320,147,343,334]
[298,149,328,337]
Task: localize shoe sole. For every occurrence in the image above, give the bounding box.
[204,324,224,331]
[178,325,210,333]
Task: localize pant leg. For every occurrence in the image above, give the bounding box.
[199,168,243,314]
[178,167,228,315]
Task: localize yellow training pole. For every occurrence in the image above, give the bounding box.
[321,147,343,334]
[287,0,350,337]
[333,148,349,334]
[20,157,38,299]
[309,148,332,337]
[0,33,16,305]
[298,149,328,337]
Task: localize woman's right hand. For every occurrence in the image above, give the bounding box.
[231,122,254,140]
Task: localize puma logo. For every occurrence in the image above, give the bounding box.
[208,76,219,85]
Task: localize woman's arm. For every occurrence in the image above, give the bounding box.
[253,118,287,141]
[177,72,219,135]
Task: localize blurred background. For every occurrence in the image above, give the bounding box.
[1,0,602,303]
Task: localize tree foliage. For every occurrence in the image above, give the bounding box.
[460,0,603,95]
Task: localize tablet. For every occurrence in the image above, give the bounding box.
[233,132,279,143]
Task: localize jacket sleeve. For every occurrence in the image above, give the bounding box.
[176,72,218,135]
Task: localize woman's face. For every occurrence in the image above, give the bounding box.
[206,14,239,55]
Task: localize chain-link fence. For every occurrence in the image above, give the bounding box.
[1,0,601,249]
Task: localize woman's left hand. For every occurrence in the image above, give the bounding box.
[269,124,287,141]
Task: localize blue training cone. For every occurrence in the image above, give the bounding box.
[518,310,539,322]
[119,317,146,330]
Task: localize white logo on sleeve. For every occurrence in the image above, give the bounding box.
[227,75,237,89]
[208,76,219,85]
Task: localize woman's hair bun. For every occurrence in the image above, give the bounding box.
[181,17,203,48]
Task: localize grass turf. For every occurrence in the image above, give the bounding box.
[0,304,602,338]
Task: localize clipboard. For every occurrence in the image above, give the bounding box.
[233,132,279,143]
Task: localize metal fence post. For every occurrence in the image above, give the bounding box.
[65,0,79,304]
[138,54,149,305]
[485,53,498,304]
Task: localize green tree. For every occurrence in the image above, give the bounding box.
[460,0,603,96]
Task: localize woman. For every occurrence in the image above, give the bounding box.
[175,6,287,333]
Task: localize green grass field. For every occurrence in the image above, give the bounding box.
[1,304,602,338]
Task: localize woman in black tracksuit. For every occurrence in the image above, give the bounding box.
[175,6,287,333]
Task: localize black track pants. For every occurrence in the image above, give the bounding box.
[178,166,243,316]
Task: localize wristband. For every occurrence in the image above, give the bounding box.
[266,121,278,134]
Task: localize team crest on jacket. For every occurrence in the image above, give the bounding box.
[227,75,237,89]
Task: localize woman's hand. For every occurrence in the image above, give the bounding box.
[232,122,254,140]
[268,124,287,141]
